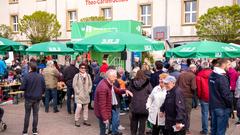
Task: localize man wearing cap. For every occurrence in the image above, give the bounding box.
[160,76,186,135]
[176,64,197,134]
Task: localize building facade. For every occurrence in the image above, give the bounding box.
[0,0,238,44]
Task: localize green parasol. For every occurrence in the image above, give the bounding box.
[166,41,240,58]
[0,37,28,53]
[67,32,164,52]
[26,41,74,55]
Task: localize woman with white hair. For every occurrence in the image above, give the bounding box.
[146,73,169,135]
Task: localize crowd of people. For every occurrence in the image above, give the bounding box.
[0,55,240,135]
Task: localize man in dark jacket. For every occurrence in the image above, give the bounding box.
[150,61,164,88]
[209,58,233,135]
[63,60,79,114]
[196,62,212,135]
[20,61,46,135]
[160,76,186,135]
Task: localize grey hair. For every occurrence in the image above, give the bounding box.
[189,64,197,69]
[106,69,117,78]
[46,60,54,67]
[201,61,210,69]
[173,63,181,71]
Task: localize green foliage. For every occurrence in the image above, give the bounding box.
[142,52,154,64]
[196,5,240,42]
[0,24,13,39]
[80,16,106,22]
[19,11,61,44]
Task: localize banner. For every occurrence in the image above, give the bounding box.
[71,20,142,41]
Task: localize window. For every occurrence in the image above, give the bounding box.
[101,8,112,20]
[183,0,197,24]
[66,10,77,31]
[11,15,18,32]
[140,5,152,26]
[9,0,18,4]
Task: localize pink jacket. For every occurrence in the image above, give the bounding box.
[227,67,239,91]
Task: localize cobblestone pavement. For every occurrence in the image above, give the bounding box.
[1,102,240,135]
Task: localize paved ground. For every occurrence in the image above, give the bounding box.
[1,102,240,135]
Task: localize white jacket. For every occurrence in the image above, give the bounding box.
[146,85,167,125]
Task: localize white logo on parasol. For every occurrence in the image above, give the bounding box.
[222,46,237,51]
[179,47,196,52]
[101,39,120,44]
[48,47,61,51]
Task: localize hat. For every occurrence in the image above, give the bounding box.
[163,76,176,83]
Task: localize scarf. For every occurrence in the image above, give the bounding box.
[78,72,90,91]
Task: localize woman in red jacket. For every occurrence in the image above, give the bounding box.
[196,61,212,135]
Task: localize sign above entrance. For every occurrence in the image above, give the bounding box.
[71,20,142,40]
[85,0,128,5]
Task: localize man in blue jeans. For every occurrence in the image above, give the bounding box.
[196,62,212,135]
[209,59,233,135]
[43,61,60,113]
[63,60,79,114]
[20,61,46,135]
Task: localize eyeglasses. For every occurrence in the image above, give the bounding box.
[80,67,86,69]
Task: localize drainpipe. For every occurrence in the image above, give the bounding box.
[165,0,168,26]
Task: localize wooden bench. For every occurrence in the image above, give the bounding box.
[8,91,24,104]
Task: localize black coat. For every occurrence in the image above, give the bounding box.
[150,70,163,88]
[160,86,186,129]
[128,79,152,114]
[209,72,233,110]
[20,72,46,101]
[63,65,79,88]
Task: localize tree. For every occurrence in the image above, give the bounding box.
[0,24,13,39]
[19,11,61,44]
[196,5,240,42]
[80,16,106,22]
